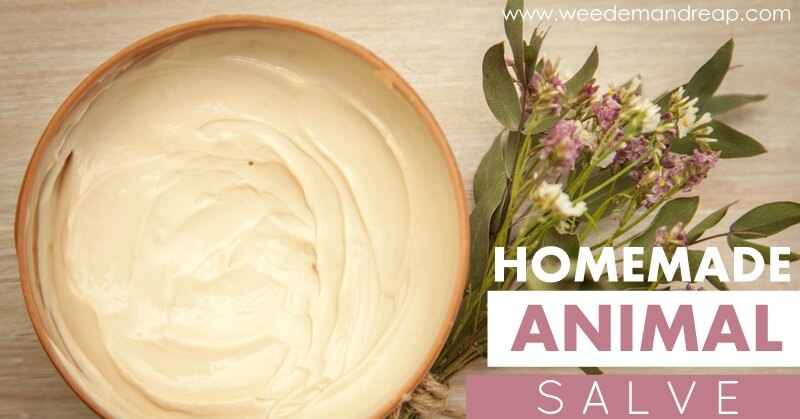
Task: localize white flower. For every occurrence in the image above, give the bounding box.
[677,115,694,138]
[533,182,563,202]
[554,193,587,217]
[673,88,713,139]
[532,182,587,218]
[694,136,718,145]
[627,75,642,94]
[631,96,661,134]
[677,107,711,139]
[577,122,597,148]
[670,86,689,107]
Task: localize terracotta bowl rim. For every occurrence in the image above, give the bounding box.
[14,15,470,419]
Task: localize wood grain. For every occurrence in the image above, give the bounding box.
[1,0,798,417]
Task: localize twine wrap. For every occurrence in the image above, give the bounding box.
[388,374,465,418]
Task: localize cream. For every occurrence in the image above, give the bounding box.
[26,27,463,418]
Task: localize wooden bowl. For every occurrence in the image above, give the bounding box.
[15,16,468,418]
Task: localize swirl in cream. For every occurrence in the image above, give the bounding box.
[27,27,463,418]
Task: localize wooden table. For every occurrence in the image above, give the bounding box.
[1,0,798,416]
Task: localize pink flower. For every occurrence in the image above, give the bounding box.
[643,170,675,208]
[540,120,584,173]
[592,93,622,130]
[524,68,567,120]
[655,222,688,247]
[641,151,686,208]
[640,149,719,208]
[579,79,599,102]
[682,149,720,192]
[614,136,649,172]
[549,76,566,92]
[548,77,566,114]
[672,222,688,246]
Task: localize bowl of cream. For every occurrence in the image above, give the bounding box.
[15,16,468,418]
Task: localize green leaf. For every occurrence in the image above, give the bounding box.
[620,75,642,94]
[525,26,547,82]
[686,250,728,290]
[672,121,766,158]
[708,121,767,157]
[483,42,522,130]
[654,88,676,110]
[654,39,733,109]
[683,39,734,101]
[469,133,511,290]
[491,131,521,233]
[703,94,767,115]
[542,229,580,258]
[687,202,736,243]
[727,235,800,264]
[473,131,504,202]
[667,138,694,155]
[730,201,800,237]
[490,188,509,234]
[580,367,603,375]
[524,114,559,135]
[629,197,700,249]
[707,273,729,291]
[503,130,521,178]
[565,47,599,95]
[504,0,525,84]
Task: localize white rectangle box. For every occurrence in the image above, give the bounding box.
[487,291,800,367]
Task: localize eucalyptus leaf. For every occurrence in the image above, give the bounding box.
[686,202,736,243]
[654,39,733,110]
[706,121,766,158]
[730,201,800,237]
[483,43,522,130]
[565,47,599,95]
[469,134,511,290]
[534,57,544,73]
[629,197,699,249]
[492,131,521,232]
[686,250,728,290]
[490,189,509,234]
[542,229,580,258]
[526,278,573,291]
[654,88,675,110]
[525,261,581,291]
[525,26,547,82]
[620,75,642,94]
[671,121,766,158]
[504,0,526,84]
[524,114,558,135]
[473,132,505,202]
[634,249,676,288]
[683,39,734,102]
[503,130,521,178]
[703,94,767,115]
[704,272,730,291]
[727,235,800,264]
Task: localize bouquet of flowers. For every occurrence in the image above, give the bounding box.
[391,1,800,417]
